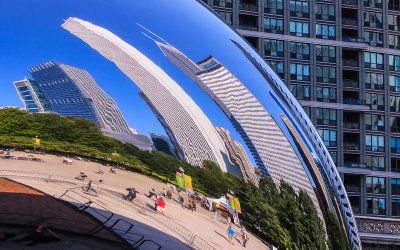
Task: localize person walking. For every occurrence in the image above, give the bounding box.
[241,225,248,247]
[227,226,235,245]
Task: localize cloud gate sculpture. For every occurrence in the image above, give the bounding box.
[1,0,361,248]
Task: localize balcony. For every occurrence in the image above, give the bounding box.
[239,14,258,31]
[344,162,366,168]
[239,1,258,12]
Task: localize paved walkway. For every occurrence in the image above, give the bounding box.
[0,151,270,250]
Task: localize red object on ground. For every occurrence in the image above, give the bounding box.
[156,199,165,208]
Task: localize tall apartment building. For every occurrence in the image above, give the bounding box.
[26,61,153,151]
[200,0,400,247]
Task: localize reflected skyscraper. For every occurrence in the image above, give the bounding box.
[26,61,153,151]
[14,79,52,113]
[62,17,238,174]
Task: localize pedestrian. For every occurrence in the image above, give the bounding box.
[125,188,139,201]
[147,188,157,198]
[227,215,231,227]
[170,185,175,193]
[162,188,166,197]
[155,198,166,215]
[192,199,196,211]
[241,225,248,247]
[227,226,235,245]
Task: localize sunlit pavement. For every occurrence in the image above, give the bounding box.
[0,151,269,250]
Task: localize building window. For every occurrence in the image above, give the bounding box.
[264,0,283,14]
[364,11,383,28]
[216,11,233,25]
[364,52,383,69]
[289,0,309,18]
[389,35,400,50]
[393,199,400,216]
[330,151,337,164]
[366,155,385,171]
[390,55,400,72]
[289,84,310,100]
[391,117,400,133]
[392,178,400,195]
[316,3,335,21]
[365,93,384,111]
[389,0,400,10]
[392,158,400,172]
[365,114,385,131]
[390,75,400,92]
[364,31,383,47]
[366,134,385,152]
[316,108,337,126]
[316,87,336,102]
[365,72,384,90]
[290,63,310,81]
[316,24,335,40]
[264,17,284,34]
[316,65,336,83]
[290,21,309,37]
[367,197,385,215]
[389,14,400,31]
[315,45,335,62]
[303,106,311,117]
[267,60,284,79]
[213,0,233,8]
[366,177,385,194]
[265,39,284,57]
[317,129,337,147]
[391,137,400,153]
[391,96,400,112]
[364,0,383,8]
[289,42,310,60]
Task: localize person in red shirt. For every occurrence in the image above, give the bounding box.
[155,199,166,215]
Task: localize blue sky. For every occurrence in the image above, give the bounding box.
[0,0,318,183]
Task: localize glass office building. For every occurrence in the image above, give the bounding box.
[13,79,52,113]
[200,0,400,247]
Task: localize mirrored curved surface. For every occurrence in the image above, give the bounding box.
[0,0,360,247]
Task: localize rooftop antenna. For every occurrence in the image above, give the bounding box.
[137,23,171,46]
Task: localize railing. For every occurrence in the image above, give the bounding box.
[345,185,361,192]
[343,99,366,105]
[344,142,360,150]
[342,37,365,43]
[342,18,358,26]
[344,163,365,168]
[239,25,258,31]
[343,80,359,88]
[213,0,233,8]
[101,189,217,250]
[342,0,358,5]
[240,2,258,12]
[343,122,360,129]
[343,59,359,67]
